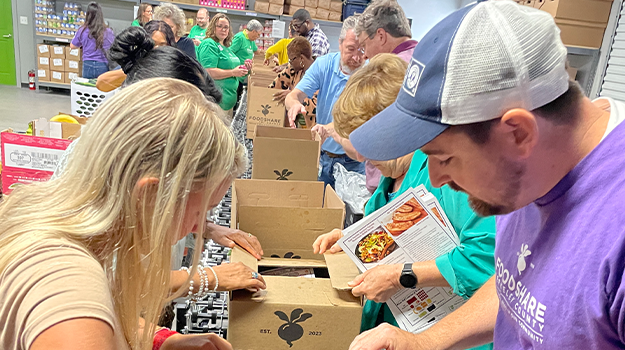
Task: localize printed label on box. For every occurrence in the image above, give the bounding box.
[52,71,62,80]
[38,69,46,77]
[38,45,49,53]
[69,61,79,69]
[53,46,64,54]
[53,59,63,66]
[69,48,79,56]
[40,57,49,65]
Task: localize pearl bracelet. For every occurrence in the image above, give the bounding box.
[179,266,194,299]
[206,265,219,292]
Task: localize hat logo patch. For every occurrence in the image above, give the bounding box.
[403,58,425,97]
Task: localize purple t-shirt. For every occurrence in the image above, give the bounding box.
[71,27,115,62]
[392,39,418,63]
[494,98,625,349]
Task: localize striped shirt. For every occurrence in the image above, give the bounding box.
[306,24,330,58]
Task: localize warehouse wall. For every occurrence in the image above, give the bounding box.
[398,0,462,41]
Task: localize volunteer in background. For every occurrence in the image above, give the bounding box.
[264,23,298,66]
[230,19,261,67]
[285,15,366,189]
[356,0,417,61]
[153,2,196,59]
[70,2,115,79]
[198,13,248,117]
[96,21,177,92]
[131,3,152,27]
[0,78,243,350]
[189,8,210,46]
[348,2,625,350]
[313,55,495,350]
[269,37,317,129]
[291,9,330,58]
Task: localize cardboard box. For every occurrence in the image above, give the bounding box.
[556,18,606,48]
[65,72,79,82]
[305,0,318,7]
[328,11,342,21]
[252,126,321,181]
[228,248,362,350]
[284,4,305,14]
[318,0,331,9]
[51,70,65,84]
[32,118,82,139]
[37,68,50,82]
[51,58,65,71]
[65,59,82,74]
[255,0,270,13]
[534,0,613,24]
[286,0,306,6]
[37,44,50,57]
[230,179,346,260]
[65,46,82,60]
[268,3,284,15]
[315,8,330,20]
[330,0,342,12]
[1,132,72,194]
[269,0,285,4]
[37,56,50,70]
[50,45,67,59]
[246,84,286,139]
[305,6,317,18]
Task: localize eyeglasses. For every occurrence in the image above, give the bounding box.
[216,24,230,30]
[291,20,305,30]
[357,36,370,55]
[288,56,299,64]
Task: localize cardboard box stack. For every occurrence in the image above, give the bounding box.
[199,0,246,10]
[35,1,86,38]
[255,0,285,15]
[284,0,341,21]
[227,179,361,350]
[516,0,614,48]
[36,43,82,84]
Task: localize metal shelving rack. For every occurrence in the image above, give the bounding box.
[566,45,601,97]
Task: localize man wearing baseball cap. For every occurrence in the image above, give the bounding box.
[348,1,625,349]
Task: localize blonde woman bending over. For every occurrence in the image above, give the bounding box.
[0,78,252,350]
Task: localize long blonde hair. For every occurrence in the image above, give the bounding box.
[0,78,246,349]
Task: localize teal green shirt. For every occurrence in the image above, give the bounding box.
[361,151,495,350]
[131,19,141,27]
[188,25,207,41]
[197,38,241,111]
[230,31,257,83]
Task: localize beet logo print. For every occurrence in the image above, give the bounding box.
[274,169,293,180]
[275,308,312,347]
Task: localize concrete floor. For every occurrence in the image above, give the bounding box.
[0,85,71,132]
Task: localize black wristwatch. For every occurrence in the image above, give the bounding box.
[399,263,418,289]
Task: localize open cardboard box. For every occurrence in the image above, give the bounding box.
[252,125,321,181]
[231,179,345,260]
[246,83,286,139]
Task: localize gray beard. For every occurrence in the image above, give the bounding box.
[340,62,360,75]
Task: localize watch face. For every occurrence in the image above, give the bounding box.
[400,273,417,288]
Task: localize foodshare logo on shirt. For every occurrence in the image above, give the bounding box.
[496,243,547,345]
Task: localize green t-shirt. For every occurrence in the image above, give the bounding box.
[131,19,141,27]
[188,25,207,41]
[197,38,241,111]
[230,31,258,64]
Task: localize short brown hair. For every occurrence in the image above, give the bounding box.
[205,13,233,47]
[333,53,408,138]
[287,37,312,60]
[453,80,585,144]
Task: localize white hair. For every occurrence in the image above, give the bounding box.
[247,19,263,32]
[340,15,360,42]
[153,2,186,37]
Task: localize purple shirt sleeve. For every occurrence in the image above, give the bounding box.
[103,28,115,51]
[71,27,84,48]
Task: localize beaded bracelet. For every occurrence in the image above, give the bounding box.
[179,266,194,299]
[206,265,219,292]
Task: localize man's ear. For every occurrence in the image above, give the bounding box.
[377,28,387,45]
[500,108,539,159]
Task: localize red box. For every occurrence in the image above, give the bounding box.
[1,133,72,194]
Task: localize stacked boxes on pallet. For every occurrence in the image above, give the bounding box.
[36,43,82,84]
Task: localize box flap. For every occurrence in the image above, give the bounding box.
[233,179,324,207]
[254,125,315,140]
[323,184,346,210]
[231,246,259,271]
[324,252,360,291]
[260,257,327,268]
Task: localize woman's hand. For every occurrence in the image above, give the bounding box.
[312,229,344,254]
[231,67,248,77]
[349,264,403,303]
[204,222,263,260]
[161,333,233,350]
[212,262,266,292]
[272,90,291,104]
[264,58,270,66]
[244,59,253,71]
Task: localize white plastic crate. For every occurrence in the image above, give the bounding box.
[71,79,117,117]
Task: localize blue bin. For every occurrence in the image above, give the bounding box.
[343,0,370,20]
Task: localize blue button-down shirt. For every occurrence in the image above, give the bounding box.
[296,52,348,154]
